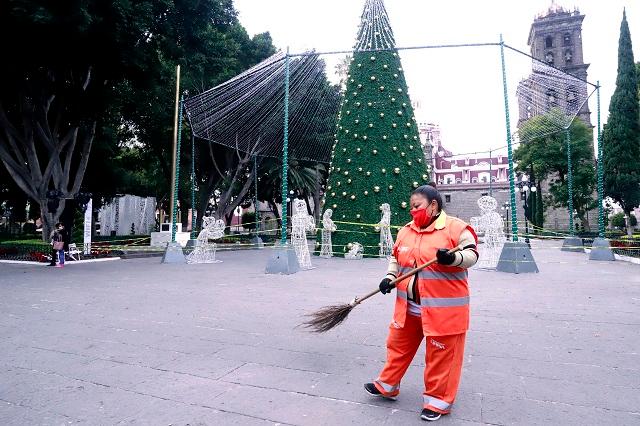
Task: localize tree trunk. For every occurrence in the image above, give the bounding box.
[268,200,281,228]
[40,198,65,242]
[578,214,591,232]
[625,213,634,237]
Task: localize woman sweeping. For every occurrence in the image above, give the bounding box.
[364,184,479,422]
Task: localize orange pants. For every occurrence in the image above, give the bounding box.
[373,313,466,414]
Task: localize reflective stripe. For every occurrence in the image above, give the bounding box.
[418,270,468,280]
[396,290,408,301]
[375,379,399,393]
[423,395,451,410]
[398,267,467,281]
[420,296,469,307]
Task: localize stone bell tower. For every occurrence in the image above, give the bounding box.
[526,1,591,126]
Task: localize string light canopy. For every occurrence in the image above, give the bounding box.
[183,51,340,162]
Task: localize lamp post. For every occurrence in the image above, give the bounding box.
[515,176,537,248]
[501,201,511,241]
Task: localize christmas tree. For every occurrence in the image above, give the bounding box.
[323,0,430,256]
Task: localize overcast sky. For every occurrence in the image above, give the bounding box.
[234,0,638,155]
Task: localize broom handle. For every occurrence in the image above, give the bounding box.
[352,246,461,306]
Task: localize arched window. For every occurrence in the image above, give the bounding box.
[566,86,578,112]
[547,89,558,107]
[545,36,553,48]
[564,49,573,65]
[545,51,554,66]
[563,33,572,46]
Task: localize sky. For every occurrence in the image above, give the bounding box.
[233,0,638,155]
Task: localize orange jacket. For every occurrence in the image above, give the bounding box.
[392,211,477,336]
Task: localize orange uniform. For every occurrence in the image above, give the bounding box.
[373,211,477,414]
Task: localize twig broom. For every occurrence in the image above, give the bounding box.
[301,247,461,333]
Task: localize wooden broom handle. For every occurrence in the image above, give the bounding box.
[350,246,462,306]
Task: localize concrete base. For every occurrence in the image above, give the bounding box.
[265,243,299,275]
[185,239,198,248]
[496,241,539,274]
[561,236,584,253]
[250,236,264,249]
[589,238,616,261]
[161,242,186,264]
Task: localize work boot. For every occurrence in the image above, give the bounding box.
[420,408,442,421]
[363,383,396,401]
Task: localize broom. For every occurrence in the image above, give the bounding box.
[301,246,462,333]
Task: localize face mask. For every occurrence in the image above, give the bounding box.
[410,207,433,228]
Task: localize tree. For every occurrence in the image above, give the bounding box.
[324,1,430,256]
[611,212,637,229]
[603,10,640,237]
[515,112,596,231]
[0,0,162,240]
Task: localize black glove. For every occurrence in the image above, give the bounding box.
[379,277,394,294]
[436,248,456,265]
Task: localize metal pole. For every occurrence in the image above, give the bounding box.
[254,154,260,233]
[499,35,518,242]
[171,94,184,243]
[596,81,604,238]
[524,190,530,247]
[489,148,493,196]
[169,65,181,233]
[566,128,575,236]
[280,47,290,245]
[190,131,196,239]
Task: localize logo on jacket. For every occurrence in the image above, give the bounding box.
[430,339,445,350]
[398,246,410,253]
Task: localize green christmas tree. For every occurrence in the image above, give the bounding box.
[603,9,640,236]
[323,0,430,256]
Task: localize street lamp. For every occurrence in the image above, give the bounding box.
[515,176,537,247]
[501,201,511,241]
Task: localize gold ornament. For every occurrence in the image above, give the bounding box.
[347,158,351,163]
[394,168,400,174]
[337,181,341,186]
[366,171,371,176]
[381,168,386,173]
[344,171,349,175]
[370,76,376,81]
[417,159,422,163]
[391,97,396,102]
[364,190,369,195]
[393,146,397,151]
[406,123,412,127]
[331,192,336,196]
[367,102,373,107]
[354,134,358,138]
[370,56,376,61]
[356,102,361,107]
[407,161,412,166]
[413,181,419,188]
[409,145,414,149]
[394,74,399,78]
[422,174,428,180]
[358,167,363,172]
[401,152,406,157]
[372,149,378,155]
[357,84,362,89]
[397,88,403,93]
[380,113,385,118]
[350,195,356,200]
[401,201,408,208]
[392,123,397,128]
[388,185,394,190]
[369,123,374,128]
[356,214,361,218]
[362,135,368,140]
[397,111,403,116]
[374,186,380,192]
[347,178,352,183]
[356,147,361,153]
[404,134,408,139]
[332,204,337,208]
[383,64,388,69]
[379,86,385,91]
[342,191,347,196]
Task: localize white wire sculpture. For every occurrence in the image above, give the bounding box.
[319,209,337,258]
[345,242,364,260]
[375,203,394,258]
[292,199,315,270]
[186,217,226,264]
[471,196,506,269]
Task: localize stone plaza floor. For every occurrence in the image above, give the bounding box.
[0,239,639,425]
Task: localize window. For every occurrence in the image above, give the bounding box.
[545,36,553,48]
[564,49,573,65]
[445,195,451,203]
[472,177,478,183]
[567,87,578,112]
[455,178,462,184]
[481,192,488,197]
[563,33,572,46]
[545,51,554,66]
